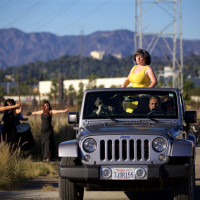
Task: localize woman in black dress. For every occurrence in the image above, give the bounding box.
[1,99,22,144]
[30,101,69,162]
[0,101,21,112]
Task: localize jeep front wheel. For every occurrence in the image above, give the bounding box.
[59,157,84,200]
[172,166,195,200]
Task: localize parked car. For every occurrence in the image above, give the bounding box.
[58,88,197,200]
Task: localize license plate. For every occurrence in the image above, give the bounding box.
[112,168,135,180]
[100,167,135,180]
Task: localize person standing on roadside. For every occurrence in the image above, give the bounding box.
[28,101,69,162]
[1,99,22,144]
[0,101,21,112]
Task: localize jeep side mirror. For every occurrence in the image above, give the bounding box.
[185,111,197,124]
[68,112,79,124]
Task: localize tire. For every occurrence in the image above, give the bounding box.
[172,160,195,200]
[59,157,84,200]
[196,136,199,144]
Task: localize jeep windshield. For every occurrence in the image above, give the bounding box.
[83,90,178,120]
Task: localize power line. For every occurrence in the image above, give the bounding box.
[0,0,16,10]
[0,0,19,22]
[134,0,183,90]
[4,0,45,28]
[57,0,110,35]
[32,0,80,31]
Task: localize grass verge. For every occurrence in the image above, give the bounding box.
[0,142,57,190]
[0,110,75,190]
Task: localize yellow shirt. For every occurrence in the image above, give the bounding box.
[126,65,151,113]
[129,65,151,87]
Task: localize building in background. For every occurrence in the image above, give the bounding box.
[39,77,126,98]
[90,51,105,60]
[112,53,122,59]
[90,51,122,60]
[163,66,173,78]
[157,66,173,86]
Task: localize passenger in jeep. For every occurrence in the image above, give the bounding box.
[109,95,125,115]
[133,96,150,114]
[162,96,175,115]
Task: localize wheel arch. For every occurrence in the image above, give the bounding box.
[170,139,194,157]
[59,140,79,157]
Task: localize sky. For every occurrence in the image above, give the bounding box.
[0,0,199,40]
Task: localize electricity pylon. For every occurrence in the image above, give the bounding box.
[134,0,183,90]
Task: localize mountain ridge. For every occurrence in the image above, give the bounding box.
[0,28,200,69]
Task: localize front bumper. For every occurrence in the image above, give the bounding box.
[58,164,194,181]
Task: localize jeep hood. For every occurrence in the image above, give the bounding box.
[80,122,182,138]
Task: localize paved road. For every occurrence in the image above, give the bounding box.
[0,145,200,200]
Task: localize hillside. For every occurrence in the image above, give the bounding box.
[0,28,200,69]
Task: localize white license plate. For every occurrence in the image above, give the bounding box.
[101,166,147,180]
[111,168,135,180]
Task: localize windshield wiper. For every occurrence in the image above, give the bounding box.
[145,116,160,123]
[85,114,160,123]
[104,116,120,123]
[84,115,120,122]
[132,114,160,123]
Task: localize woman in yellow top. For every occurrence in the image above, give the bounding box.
[122,48,157,88]
[121,49,157,112]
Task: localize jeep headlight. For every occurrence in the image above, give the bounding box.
[152,137,167,152]
[83,138,97,153]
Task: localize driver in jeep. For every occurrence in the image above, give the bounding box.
[149,96,163,114]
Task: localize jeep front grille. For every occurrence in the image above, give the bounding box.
[81,135,169,165]
[100,139,150,161]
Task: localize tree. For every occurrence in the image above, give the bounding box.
[67,84,76,107]
[183,80,194,94]
[86,74,98,89]
[77,82,84,108]
[58,73,64,104]
[0,85,5,104]
[48,78,58,102]
[0,69,4,81]
[158,78,164,87]
[183,79,195,101]
[193,66,199,77]
[16,74,21,100]
[190,87,200,96]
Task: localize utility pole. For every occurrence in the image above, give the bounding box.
[78,29,84,79]
[58,73,64,105]
[17,74,21,102]
[134,0,183,90]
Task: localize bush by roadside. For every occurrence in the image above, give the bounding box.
[0,106,75,190]
[0,142,58,190]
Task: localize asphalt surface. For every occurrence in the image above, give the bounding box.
[0,144,200,200]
